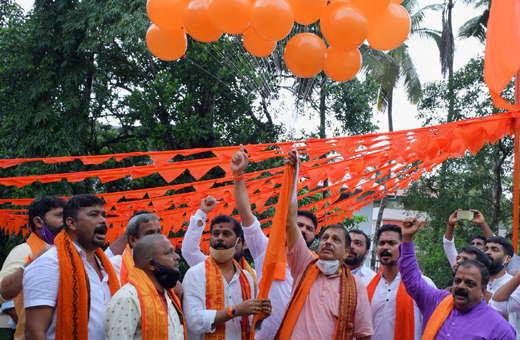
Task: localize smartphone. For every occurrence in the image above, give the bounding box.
[457,210,474,220]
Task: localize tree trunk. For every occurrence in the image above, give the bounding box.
[371,197,387,270]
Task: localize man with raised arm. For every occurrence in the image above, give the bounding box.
[230,145,320,340]
[273,149,373,340]
[182,211,271,340]
[344,229,376,286]
[105,234,186,340]
[399,217,515,339]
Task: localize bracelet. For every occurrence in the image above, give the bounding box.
[227,305,236,318]
[233,173,244,183]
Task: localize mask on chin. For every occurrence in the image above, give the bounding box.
[316,259,340,275]
[210,238,238,263]
[152,259,180,290]
[37,217,58,245]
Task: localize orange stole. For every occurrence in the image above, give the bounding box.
[366,269,414,340]
[241,257,257,297]
[421,295,454,340]
[274,260,357,340]
[127,267,188,340]
[55,230,120,340]
[26,232,47,257]
[205,255,252,340]
[120,244,134,285]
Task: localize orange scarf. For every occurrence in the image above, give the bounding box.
[120,244,134,286]
[205,255,252,340]
[241,257,257,297]
[54,230,120,340]
[421,295,454,340]
[127,267,187,340]
[26,232,47,258]
[366,269,414,340]
[274,260,357,340]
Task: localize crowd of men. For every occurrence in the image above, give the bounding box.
[0,147,519,339]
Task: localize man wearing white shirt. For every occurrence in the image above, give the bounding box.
[182,213,271,340]
[345,229,376,286]
[230,145,319,340]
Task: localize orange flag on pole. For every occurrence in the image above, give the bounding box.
[484,0,520,110]
[250,162,295,338]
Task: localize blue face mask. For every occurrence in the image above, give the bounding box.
[152,259,180,290]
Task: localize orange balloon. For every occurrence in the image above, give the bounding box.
[250,0,294,41]
[146,24,187,61]
[350,0,390,15]
[324,47,362,81]
[320,1,350,38]
[183,0,223,42]
[284,33,327,78]
[323,5,368,50]
[208,0,252,34]
[367,4,410,51]
[288,0,327,25]
[147,0,189,30]
[243,27,277,57]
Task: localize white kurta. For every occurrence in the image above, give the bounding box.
[488,273,520,340]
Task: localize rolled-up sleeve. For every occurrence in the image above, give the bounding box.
[182,210,209,267]
[490,287,520,316]
[182,265,217,334]
[242,217,268,260]
[0,244,30,303]
[23,250,60,308]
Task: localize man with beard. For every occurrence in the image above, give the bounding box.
[23,194,120,340]
[366,224,436,340]
[398,217,515,339]
[0,196,64,340]
[181,196,257,295]
[230,146,320,340]
[344,229,376,286]
[182,214,271,340]
[105,234,186,340]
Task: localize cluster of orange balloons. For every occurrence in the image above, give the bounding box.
[145,0,410,81]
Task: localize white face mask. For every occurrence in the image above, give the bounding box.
[316,259,340,276]
[209,238,238,263]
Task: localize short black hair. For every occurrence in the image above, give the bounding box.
[28,196,65,232]
[320,224,351,248]
[459,245,490,270]
[63,194,105,227]
[297,210,318,232]
[470,234,486,243]
[375,224,402,241]
[349,229,371,252]
[486,236,514,257]
[210,215,243,242]
[456,259,490,286]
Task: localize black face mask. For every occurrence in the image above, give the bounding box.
[152,259,180,290]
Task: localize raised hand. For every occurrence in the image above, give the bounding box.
[230,144,248,175]
[469,209,486,226]
[448,209,461,226]
[200,196,218,215]
[285,149,298,168]
[402,217,425,242]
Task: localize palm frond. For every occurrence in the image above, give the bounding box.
[458,11,488,43]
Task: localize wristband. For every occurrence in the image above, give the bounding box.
[233,173,244,183]
[228,305,236,318]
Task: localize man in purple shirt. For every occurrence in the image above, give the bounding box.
[398,217,515,340]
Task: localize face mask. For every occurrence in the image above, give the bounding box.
[209,238,238,263]
[489,257,508,276]
[152,259,180,290]
[316,259,340,275]
[37,217,57,245]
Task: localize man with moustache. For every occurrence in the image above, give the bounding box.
[182,214,272,340]
[398,217,515,339]
[23,194,120,340]
[446,246,490,295]
[0,197,64,340]
[344,229,376,286]
[105,234,186,340]
[366,224,436,340]
[230,145,321,340]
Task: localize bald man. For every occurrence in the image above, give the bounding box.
[105,234,187,340]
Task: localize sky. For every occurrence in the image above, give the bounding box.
[14,0,485,136]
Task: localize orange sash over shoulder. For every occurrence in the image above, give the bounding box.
[366,269,414,340]
[241,257,257,297]
[127,267,188,340]
[421,295,454,340]
[54,230,120,340]
[274,260,357,340]
[26,232,47,258]
[120,244,134,286]
[205,255,252,340]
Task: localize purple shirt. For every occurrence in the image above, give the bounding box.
[398,241,516,340]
